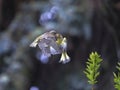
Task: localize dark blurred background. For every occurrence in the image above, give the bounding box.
[0,0,120,90]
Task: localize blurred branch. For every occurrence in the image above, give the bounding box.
[0,0,2,29]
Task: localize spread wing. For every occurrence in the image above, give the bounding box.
[38,38,62,55]
[30,36,41,47]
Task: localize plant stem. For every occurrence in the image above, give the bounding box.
[92,85,94,90]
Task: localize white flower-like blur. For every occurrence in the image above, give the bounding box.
[59,51,70,64]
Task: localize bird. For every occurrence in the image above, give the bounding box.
[30,30,70,64]
[30,30,57,48]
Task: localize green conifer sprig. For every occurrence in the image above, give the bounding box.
[84,52,102,85]
[113,62,120,90]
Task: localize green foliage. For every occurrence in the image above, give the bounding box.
[113,62,120,90]
[84,52,102,85]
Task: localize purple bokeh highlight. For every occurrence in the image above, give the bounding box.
[30,86,39,90]
[39,6,59,26]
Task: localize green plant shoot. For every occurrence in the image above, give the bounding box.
[113,62,120,90]
[84,52,102,85]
